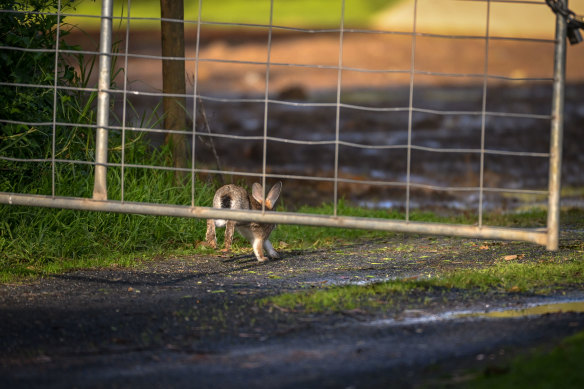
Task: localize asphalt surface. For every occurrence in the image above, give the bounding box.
[1,232,583,388]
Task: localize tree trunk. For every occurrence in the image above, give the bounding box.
[160,0,188,181]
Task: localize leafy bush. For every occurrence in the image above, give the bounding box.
[0,0,96,192]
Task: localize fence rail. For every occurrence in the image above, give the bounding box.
[0,192,549,246]
[0,0,568,250]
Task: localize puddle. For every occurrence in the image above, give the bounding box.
[298,275,397,287]
[457,301,584,319]
[366,299,584,328]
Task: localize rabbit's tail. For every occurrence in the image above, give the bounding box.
[213,192,238,228]
[214,219,228,228]
[211,185,250,228]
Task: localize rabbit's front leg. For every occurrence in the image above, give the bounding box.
[252,239,269,262]
[263,239,279,259]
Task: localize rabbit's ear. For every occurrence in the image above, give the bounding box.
[265,181,282,209]
[252,183,264,204]
[251,182,282,209]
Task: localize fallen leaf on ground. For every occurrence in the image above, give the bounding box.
[271,304,292,313]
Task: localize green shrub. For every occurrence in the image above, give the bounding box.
[0,0,97,192]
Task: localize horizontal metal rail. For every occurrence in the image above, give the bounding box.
[0,192,548,246]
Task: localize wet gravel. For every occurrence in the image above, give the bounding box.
[1,231,583,388]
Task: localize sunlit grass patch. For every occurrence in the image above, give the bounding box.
[265,280,428,313]
[2,201,583,282]
[435,257,584,293]
[269,200,486,252]
[262,254,584,313]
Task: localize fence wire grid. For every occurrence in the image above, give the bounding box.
[0,0,569,249]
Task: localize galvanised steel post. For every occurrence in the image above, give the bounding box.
[93,0,113,200]
[547,0,568,251]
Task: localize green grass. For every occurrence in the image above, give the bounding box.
[2,182,583,283]
[269,204,561,253]
[262,242,584,313]
[0,151,216,282]
[68,0,402,29]
[269,200,487,251]
[435,259,584,294]
[265,279,426,312]
[0,194,449,281]
[463,330,584,388]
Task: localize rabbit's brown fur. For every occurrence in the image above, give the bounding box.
[205,182,282,262]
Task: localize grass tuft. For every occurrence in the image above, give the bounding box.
[262,252,584,313]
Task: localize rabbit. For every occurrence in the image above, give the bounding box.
[205,181,282,262]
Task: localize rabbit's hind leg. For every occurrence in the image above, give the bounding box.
[222,220,236,252]
[205,219,217,249]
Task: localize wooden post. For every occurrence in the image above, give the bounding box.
[160,0,188,180]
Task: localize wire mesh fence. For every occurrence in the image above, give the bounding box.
[0,0,569,249]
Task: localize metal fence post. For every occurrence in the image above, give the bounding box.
[93,0,113,200]
[547,0,568,251]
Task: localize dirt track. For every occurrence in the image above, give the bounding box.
[2,229,583,388]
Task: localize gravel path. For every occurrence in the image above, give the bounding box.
[1,231,583,388]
